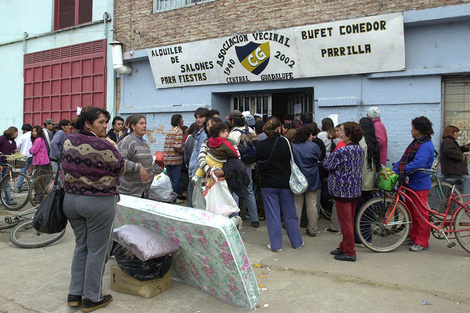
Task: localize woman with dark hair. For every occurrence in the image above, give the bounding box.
[62,106,125,310]
[118,115,154,198]
[0,126,19,205]
[355,118,381,244]
[50,119,72,181]
[292,126,322,237]
[393,116,435,252]
[30,125,52,203]
[163,114,184,198]
[256,116,304,252]
[440,125,469,179]
[317,117,337,156]
[324,122,364,262]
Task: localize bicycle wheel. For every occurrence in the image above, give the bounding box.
[355,197,411,253]
[9,219,65,249]
[454,206,470,253]
[427,181,461,217]
[30,174,56,206]
[0,172,31,211]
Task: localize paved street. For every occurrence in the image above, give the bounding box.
[1,203,469,313]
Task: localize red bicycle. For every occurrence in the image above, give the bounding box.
[356,168,470,253]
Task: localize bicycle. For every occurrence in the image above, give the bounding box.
[0,153,32,210]
[355,168,470,253]
[0,206,65,248]
[30,171,62,206]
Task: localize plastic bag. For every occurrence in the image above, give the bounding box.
[113,224,180,261]
[376,168,399,191]
[32,187,67,234]
[191,178,206,209]
[112,243,172,281]
[203,174,240,216]
[149,173,177,202]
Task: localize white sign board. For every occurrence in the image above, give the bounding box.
[147,13,405,89]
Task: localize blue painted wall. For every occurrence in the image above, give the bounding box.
[118,5,470,166]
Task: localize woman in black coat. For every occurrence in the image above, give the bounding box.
[440,125,469,177]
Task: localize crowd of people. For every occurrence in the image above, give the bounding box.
[1,105,469,311]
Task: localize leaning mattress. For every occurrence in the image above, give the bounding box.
[116,195,260,309]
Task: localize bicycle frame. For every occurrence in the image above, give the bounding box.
[386,184,470,236]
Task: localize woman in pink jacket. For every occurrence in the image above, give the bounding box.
[30,126,52,202]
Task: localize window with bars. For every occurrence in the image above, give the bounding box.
[287,92,314,117]
[154,0,215,12]
[232,94,271,118]
[443,76,470,145]
[54,0,92,30]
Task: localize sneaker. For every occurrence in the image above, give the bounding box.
[82,294,113,312]
[330,248,343,255]
[7,200,17,206]
[306,229,317,237]
[334,254,356,262]
[409,243,429,252]
[174,199,184,204]
[67,294,82,307]
[267,244,282,252]
[294,241,305,250]
[326,228,339,233]
[251,221,259,228]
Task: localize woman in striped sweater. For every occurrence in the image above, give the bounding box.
[62,107,125,311]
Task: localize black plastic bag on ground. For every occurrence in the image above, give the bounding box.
[32,187,67,234]
[112,242,172,281]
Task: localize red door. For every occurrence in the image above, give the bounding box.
[23,39,107,126]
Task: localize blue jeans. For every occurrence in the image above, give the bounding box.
[1,167,13,202]
[233,166,259,222]
[165,164,182,195]
[261,187,303,250]
[16,157,33,189]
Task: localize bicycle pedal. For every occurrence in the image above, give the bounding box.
[447,242,456,248]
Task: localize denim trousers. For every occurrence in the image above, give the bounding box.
[16,156,33,188]
[233,166,259,223]
[165,164,182,195]
[261,187,303,250]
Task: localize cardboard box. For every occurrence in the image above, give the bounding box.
[110,265,171,299]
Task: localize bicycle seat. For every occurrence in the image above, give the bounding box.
[444,177,465,185]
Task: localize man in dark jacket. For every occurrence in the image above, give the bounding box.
[107,116,125,143]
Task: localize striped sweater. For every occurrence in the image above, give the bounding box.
[163,126,184,165]
[62,132,125,196]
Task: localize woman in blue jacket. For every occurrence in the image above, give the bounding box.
[393,116,435,252]
[292,126,322,237]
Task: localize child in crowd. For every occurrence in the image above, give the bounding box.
[194,121,239,178]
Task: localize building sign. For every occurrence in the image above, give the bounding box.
[148,13,404,89]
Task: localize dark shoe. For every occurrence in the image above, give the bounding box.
[7,200,17,205]
[82,294,113,312]
[67,294,82,307]
[409,243,429,252]
[334,254,356,262]
[252,221,259,228]
[177,195,186,200]
[403,238,414,246]
[306,229,317,237]
[330,248,344,255]
[327,228,339,233]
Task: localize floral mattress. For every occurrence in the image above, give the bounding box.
[115,195,259,309]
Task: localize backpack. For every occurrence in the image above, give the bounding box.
[330,139,336,153]
[235,126,259,164]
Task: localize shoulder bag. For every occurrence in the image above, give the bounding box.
[284,137,308,195]
[32,161,67,234]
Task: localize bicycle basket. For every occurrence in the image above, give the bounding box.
[376,168,399,191]
[6,155,27,169]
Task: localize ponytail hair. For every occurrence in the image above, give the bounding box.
[263,116,282,138]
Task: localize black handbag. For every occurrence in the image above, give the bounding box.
[32,163,67,234]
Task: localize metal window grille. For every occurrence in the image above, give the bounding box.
[443,76,470,145]
[154,0,214,12]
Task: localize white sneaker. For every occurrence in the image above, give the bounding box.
[267,244,282,252]
[230,216,243,230]
[294,242,305,250]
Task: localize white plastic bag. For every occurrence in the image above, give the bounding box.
[203,174,240,216]
[149,173,177,202]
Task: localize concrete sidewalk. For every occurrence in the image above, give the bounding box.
[1,205,469,313]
